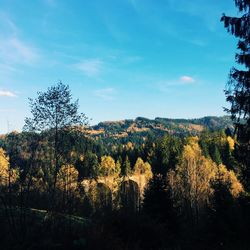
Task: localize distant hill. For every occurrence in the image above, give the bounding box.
[85,116,234,141]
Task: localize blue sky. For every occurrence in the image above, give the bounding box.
[0,0,238,133]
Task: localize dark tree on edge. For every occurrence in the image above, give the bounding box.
[221,0,250,188]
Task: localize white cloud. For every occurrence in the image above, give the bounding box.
[75,59,102,77]
[0,37,39,65]
[0,90,16,97]
[0,14,39,66]
[10,38,38,63]
[180,76,195,83]
[153,75,196,92]
[94,88,116,100]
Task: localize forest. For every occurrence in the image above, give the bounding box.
[0,83,249,250]
[0,0,250,249]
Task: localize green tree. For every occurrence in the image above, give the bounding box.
[121,155,132,177]
[143,175,177,226]
[76,152,99,180]
[115,159,121,176]
[199,138,210,158]
[150,135,182,175]
[221,1,250,187]
[210,144,222,165]
[24,82,88,206]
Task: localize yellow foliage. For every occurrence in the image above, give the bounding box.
[216,164,243,197]
[168,138,244,220]
[70,151,74,157]
[9,168,18,184]
[168,138,217,220]
[144,162,153,180]
[30,168,46,191]
[134,158,144,174]
[187,136,199,145]
[134,157,153,180]
[88,182,112,211]
[0,148,9,185]
[115,160,121,176]
[0,148,18,185]
[125,142,134,150]
[57,164,78,191]
[227,136,235,150]
[79,154,84,161]
[99,156,116,176]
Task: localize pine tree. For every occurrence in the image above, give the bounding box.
[143,174,177,226]
[210,144,222,165]
[221,1,250,187]
[121,155,132,177]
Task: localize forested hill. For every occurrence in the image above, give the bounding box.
[86,116,234,140]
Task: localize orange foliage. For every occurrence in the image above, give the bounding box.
[216,164,243,197]
[0,148,18,186]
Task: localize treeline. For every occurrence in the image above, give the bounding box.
[89,116,234,143]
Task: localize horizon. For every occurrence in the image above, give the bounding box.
[0,114,231,135]
[0,0,238,133]
[92,114,230,125]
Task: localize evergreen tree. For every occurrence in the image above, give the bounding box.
[143,175,176,224]
[76,152,99,180]
[210,144,222,165]
[209,180,237,246]
[121,155,132,176]
[199,139,210,158]
[221,1,250,188]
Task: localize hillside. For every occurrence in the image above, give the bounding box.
[86,116,234,141]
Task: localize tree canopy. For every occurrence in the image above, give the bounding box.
[24,82,88,132]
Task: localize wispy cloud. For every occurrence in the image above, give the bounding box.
[0,63,19,73]
[165,0,230,32]
[0,38,39,64]
[0,90,16,97]
[75,59,102,77]
[94,88,116,100]
[187,39,208,47]
[153,75,196,92]
[180,75,195,83]
[0,12,18,35]
[0,14,40,66]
